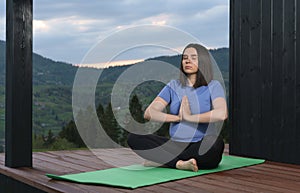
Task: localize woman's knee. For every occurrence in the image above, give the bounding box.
[205,135,224,152]
[199,158,222,169]
[127,133,151,149]
[214,136,225,153]
[201,135,224,151]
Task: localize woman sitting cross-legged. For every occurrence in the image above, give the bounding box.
[127,43,228,172]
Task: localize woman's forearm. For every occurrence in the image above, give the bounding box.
[144,108,180,123]
[181,96,228,123]
[144,97,180,123]
[185,109,228,123]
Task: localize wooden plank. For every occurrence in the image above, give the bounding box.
[1,148,300,193]
[235,166,300,182]
[229,0,238,154]
[0,153,4,164]
[5,0,33,167]
[267,160,300,169]
[250,164,300,178]
[271,0,285,163]
[160,179,228,193]
[296,0,300,165]
[204,174,297,193]
[162,179,232,193]
[248,0,262,157]
[282,0,297,164]
[260,0,273,160]
[240,0,252,155]
[229,0,242,155]
[231,0,242,155]
[262,161,300,172]
[52,153,110,170]
[232,0,251,156]
[91,148,144,167]
[177,177,247,193]
[188,175,257,193]
[217,169,300,192]
[32,157,76,175]
[33,153,95,173]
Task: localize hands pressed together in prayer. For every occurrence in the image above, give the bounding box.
[178,96,193,122]
[144,94,227,123]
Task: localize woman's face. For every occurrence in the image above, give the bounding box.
[182,47,198,74]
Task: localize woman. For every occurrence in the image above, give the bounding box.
[127,43,228,172]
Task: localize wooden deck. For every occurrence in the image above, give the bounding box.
[0,145,300,193]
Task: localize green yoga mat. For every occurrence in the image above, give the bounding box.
[46,155,265,189]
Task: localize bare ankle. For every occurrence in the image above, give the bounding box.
[176,160,183,168]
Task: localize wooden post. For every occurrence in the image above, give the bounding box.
[5,0,33,167]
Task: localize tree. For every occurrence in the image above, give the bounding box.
[32,134,45,150]
[43,129,56,147]
[122,95,146,147]
[129,95,145,123]
[102,103,121,144]
[59,120,86,147]
[97,103,105,125]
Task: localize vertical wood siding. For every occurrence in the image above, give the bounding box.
[230,0,300,164]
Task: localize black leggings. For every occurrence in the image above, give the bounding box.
[127,133,224,169]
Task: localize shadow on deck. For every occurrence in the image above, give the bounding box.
[0,145,300,193]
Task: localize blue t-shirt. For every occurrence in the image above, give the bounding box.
[157,79,225,142]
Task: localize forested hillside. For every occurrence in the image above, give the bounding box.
[0,40,229,151]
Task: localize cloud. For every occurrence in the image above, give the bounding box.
[0,1,5,40]
[1,0,229,64]
[195,5,229,22]
[33,20,50,33]
[77,59,144,69]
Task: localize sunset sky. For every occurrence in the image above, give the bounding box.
[0,0,229,67]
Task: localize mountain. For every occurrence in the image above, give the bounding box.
[0,40,229,86]
[0,40,78,85]
[0,40,229,140]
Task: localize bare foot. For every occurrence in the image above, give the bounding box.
[176,158,198,172]
[143,160,162,167]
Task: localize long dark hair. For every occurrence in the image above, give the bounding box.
[179,43,213,88]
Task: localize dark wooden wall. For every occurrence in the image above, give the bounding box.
[230,0,300,164]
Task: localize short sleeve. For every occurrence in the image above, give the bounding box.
[209,80,226,101]
[157,84,172,104]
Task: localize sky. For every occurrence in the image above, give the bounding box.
[0,0,229,67]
